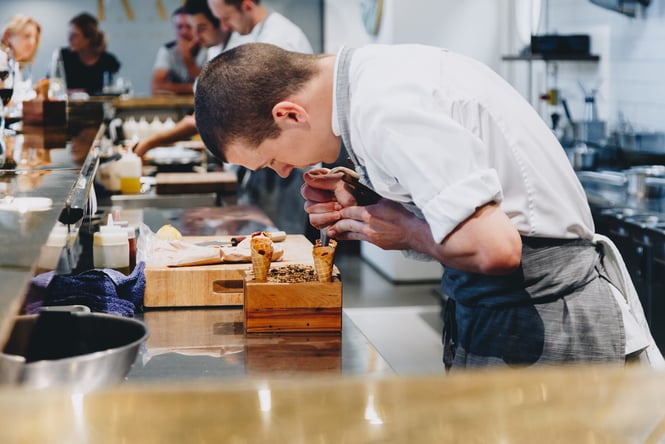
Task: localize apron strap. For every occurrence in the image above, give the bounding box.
[442,298,457,370]
[335,47,373,189]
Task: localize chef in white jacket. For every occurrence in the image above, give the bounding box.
[194,42,663,370]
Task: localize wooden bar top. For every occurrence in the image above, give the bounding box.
[111,95,194,110]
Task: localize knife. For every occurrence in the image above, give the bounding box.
[331,166,382,206]
[320,227,330,247]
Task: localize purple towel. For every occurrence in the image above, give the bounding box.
[25,262,146,317]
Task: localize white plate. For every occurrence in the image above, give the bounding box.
[0,197,53,212]
[144,146,202,165]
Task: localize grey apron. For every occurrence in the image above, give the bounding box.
[335,47,625,370]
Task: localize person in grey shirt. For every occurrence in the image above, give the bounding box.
[151,6,207,95]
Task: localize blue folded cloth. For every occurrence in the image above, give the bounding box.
[25,262,146,317]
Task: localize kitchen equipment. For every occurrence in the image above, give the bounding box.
[93,215,130,274]
[144,146,202,173]
[0,308,148,392]
[624,165,665,197]
[319,228,330,247]
[530,34,591,57]
[589,0,650,17]
[154,171,237,195]
[573,120,606,144]
[335,167,382,206]
[614,131,665,154]
[561,99,574,127]
[567,143,597,170]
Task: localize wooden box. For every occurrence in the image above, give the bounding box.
[22,100,67,126]
[244,275,342,333]
[143,235,318,308]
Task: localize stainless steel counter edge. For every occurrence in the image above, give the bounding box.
[0,129,102,347]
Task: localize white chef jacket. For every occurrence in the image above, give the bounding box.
[332,44,594,243]
[246,11,313,54]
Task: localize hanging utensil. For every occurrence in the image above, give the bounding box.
[561,98,574,128]
[121,0,135,21]
[157,0,168,20]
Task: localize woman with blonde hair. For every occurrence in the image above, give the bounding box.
[2,14,41,66]
[1,15,41,108]
[53,12,120,94]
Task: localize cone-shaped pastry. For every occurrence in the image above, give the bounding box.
[313,239,337,282]
[250,231,273,281]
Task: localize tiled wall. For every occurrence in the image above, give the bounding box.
[542,0,665,134]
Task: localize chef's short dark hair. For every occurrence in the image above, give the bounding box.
[195,43,318,162]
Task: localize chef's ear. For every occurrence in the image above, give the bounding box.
[272,101,308,129]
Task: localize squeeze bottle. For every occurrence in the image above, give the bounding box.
[93,214,130,274]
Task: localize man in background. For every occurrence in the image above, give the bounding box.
[207,0,311,53]
[135,0,232,156]
[207,0,313,235]
[151,6,207,95]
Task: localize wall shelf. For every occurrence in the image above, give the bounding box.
[502,54,600,62]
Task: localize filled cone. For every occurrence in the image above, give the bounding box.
[250,232,273,281]
[313,239,337,282]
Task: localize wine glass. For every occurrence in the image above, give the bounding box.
[0,43,16,132]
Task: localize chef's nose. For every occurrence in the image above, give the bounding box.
[271,162,293,178]
[220,20,233,33]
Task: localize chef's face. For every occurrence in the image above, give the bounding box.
[189,13,218,48]
[208,0,252,35]
[173,12,194,42]
[225,132,341,179]
[68,24,89,52]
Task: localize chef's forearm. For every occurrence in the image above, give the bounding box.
[412,203,522,275]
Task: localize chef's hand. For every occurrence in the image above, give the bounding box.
[327,200,419,251]
[301,168,359,229]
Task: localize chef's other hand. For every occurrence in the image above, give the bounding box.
[328,200,417,251]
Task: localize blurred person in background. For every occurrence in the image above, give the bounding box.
[207,0,312,53]
[151,6,207,95]
[134,0,233,157]
[206,0,314,235]
[53,12,120,95]
[1,14,41,110]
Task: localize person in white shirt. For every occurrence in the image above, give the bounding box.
[151,6,207,95]
[206,0,314,235]
[207,0,312,53]
[194,42,662,370]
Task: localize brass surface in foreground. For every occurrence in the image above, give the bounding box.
[1,365,664,442]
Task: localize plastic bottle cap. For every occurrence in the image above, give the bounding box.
[94,214,129,245]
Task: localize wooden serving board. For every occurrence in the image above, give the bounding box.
[155,171,237,195]
[143,234,317,308]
